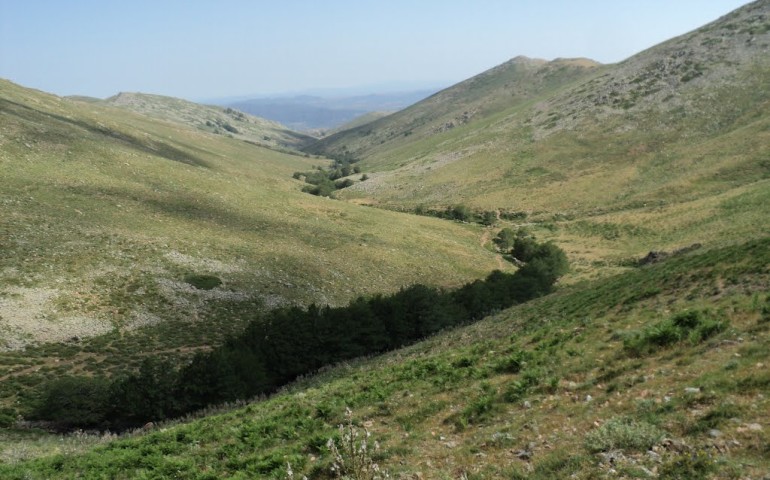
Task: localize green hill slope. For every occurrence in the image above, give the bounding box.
[100,91,315,151]
[309,0,770,277]
[2,238,767,479]
[0,78,506,399]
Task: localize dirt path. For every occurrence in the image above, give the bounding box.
[480,228,507,271]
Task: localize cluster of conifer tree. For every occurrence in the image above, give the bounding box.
[31,240,568,431]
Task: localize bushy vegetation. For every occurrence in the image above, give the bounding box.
[584,416,664,453]
[493,227,517,251]
[30,240,569,431]
[293,156,364,197]
[623,309,727,356]
[412,204,498,225]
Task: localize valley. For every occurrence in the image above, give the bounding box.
[0,1,768,478]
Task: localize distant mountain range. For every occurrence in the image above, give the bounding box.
[219,89,440,133]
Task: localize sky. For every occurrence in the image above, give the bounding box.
[0,0,752,101]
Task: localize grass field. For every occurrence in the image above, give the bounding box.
[0,78,510,413]
[1,237,766,479]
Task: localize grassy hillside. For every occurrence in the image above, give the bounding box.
[308,0,770,278]
[1,238,766,479]
[308,56,601,160]
[0,78,508,405]
[101,92,315,151]
[1,2,768,478]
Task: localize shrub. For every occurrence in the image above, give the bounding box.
[327,408,389,480]
[584,416,664,453]
[659,449,717,479]
[761,294,770,322]
[512,235,539,262]
[624,309,727,356]
[493,228,517,252]
[0,407,17,428]
[493,349,528,374]
[481,210,496,226]
[460,383,497,426]
[335,178,355,189]
[224,123,239,133]
[450,204,473,222]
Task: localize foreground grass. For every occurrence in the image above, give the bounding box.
[2,238,767,478]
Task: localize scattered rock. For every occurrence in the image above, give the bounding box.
[514,449,532,460]
[709,429,722,438]
[599,451,625,465]
[523,401,532,409]
[661,438,689,453]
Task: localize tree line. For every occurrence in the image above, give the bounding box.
[31,239,568,431]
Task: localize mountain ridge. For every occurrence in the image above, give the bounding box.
[98,91,316,151]
[306,55,602,160]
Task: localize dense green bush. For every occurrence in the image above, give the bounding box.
[30,376,111,429]
[623,309,727,356]
[0,407,17,428]
[493,228,517,251]
[512,235,539,262]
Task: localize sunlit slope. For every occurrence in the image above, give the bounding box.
[308,56,601,162]
[313,1,770,269]
[101,91,315,151]
[2,238,767,479]
[0,79,505,351]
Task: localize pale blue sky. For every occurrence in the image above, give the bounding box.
[0,0,751,100]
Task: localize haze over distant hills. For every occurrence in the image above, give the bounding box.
[220,89,440,133]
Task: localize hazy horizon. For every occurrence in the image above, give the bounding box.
[0,0,751,101]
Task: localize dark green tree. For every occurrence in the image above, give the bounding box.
[493,228,517,251]
[31,376,110,429]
